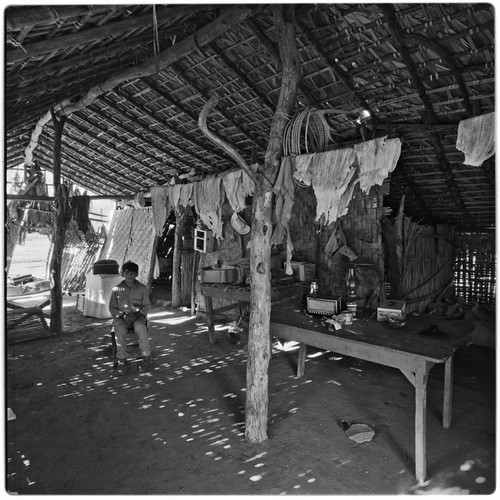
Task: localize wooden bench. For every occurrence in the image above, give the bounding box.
[6,299,52,345]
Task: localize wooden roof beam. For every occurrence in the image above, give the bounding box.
[406,33,472,117]
[7,5,208,63]
[208,41,276,112]
[61,124,167,185]
[23,5,257,166]
[43,128,158,191]
[246,17,319,108]
[295,18,377,120]
[6,5,114,30]
[170,62,267,151]
[99,95,216,174]
[141,76,263,164]
[111,88,230,170]
[70,108,189,176]
[37,139,132,195]
[379,4,474,226]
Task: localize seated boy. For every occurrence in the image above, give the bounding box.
[109,260,152,374]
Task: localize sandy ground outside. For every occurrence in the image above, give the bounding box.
[5,293,496,495]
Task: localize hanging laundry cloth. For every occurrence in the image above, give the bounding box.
[179,183,195,208]
[194,177,224,240]
[271,157,295,274]
[292,153,315,186]
[222,169,255,212]
[354,136,402,194]
[324,220,358,262]
[167,184,182,213]
[338,178,360,218]
[456,112,495,166]
[310,148,357,225]
[72,194,92,234]
[150,186,169,236]
[324,221,346,257]
[132,191,146,209]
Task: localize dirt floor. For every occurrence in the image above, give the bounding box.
[5,287,496,495]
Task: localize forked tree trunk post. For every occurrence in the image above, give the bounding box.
[49,110,67,335]
[245,5,301,443]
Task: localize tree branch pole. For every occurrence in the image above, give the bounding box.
[49,109,67,335]
[245,5,301,443]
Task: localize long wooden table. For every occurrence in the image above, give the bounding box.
[270,301,475,484]
[201,282,302,344]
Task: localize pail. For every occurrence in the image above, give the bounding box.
[93,259,119,275]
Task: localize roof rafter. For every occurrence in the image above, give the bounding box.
[209,41,276,112]
[23,5,257,166]
[38,137,133,194]
[170,61,267,151]
[99,94,215,173]
[246,17,319,108]
[379,3,475,226]
[7,5,208,63]
[45,128,157,192]
[140,76,257,165]
[296,17,377,119]
[66,112,176,180]
[111,88,227,170]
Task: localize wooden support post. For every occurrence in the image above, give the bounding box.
[205,295,216,345]
[443,355,453,429]
[415,362,431,484]
[191,250,200,316]
[146,235,159,293]
[297,343,307,377]
[49,109,67,335]
[245,5,301,444]
[171,207,188,309]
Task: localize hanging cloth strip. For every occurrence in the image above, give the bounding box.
[132,191,146,209]
[179,183,195,208]
[222,169,255,212]
[324,220,358,262]
[292,153,314,186]
[310,149,357,225]
[150,186,169,236]
[167,184,182,213]
[194,177,224,240]
[354,136,401,194]
[456,112,495,166]
[271,156,295,274]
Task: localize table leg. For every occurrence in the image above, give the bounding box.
[415,362,430,484]
[297,343,307,377]
[205,295,216,344]
[443,355,453,429]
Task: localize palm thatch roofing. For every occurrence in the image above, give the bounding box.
[5,3,495,230]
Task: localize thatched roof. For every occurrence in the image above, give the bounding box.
[5,4,495,230]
